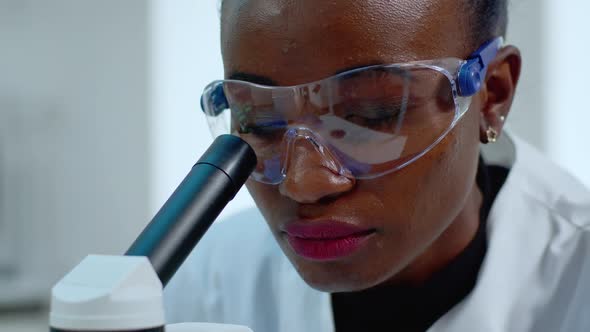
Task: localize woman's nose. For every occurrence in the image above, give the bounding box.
[278,137,355,204]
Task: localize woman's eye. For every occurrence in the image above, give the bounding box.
[232,105,287,136]
[344,104,404,128]
[238,120,287,136]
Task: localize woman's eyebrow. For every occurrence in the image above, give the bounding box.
[227,72,278,86]
[333,62,384,75]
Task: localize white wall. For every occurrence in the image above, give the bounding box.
[546,0,590,186]
[150,0,256,219]
[505,0,589,187]
[505,0,547,151]
[0,0,151,304]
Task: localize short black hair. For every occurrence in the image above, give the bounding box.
[467,0,509,46]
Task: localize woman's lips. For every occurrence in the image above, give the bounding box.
[283,221,376,261]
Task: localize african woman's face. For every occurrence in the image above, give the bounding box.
[221,0,485,292]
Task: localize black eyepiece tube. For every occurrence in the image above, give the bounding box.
[125,135,257,286]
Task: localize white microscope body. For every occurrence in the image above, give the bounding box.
[50,136,257,332]
[50,255,253,332]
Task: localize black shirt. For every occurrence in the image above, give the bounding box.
[331,158,509,332]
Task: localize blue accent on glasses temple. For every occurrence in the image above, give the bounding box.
[201,83,229,116]
[458,37,503,97]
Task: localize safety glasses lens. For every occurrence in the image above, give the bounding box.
[203,66,461,183]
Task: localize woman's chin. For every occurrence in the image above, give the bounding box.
[288,257,393,293]
[299,273,372,293]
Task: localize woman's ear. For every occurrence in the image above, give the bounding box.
[478,45,522,143]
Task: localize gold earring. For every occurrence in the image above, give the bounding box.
[486,127,498,143]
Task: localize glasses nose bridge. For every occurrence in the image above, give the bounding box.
[284,127,326,160]
[286,125,317,143]
[282,127,350,179]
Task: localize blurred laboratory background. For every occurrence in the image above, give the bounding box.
[0,0,587,330]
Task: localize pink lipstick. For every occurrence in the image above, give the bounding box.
[283,221,375,261]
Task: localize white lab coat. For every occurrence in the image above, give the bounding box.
[164,133,590,332]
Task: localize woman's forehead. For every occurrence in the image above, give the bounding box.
[221,0,469,86]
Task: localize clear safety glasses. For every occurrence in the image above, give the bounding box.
[201,38,503,185]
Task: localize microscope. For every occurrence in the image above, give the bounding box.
[49,135,257,332]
